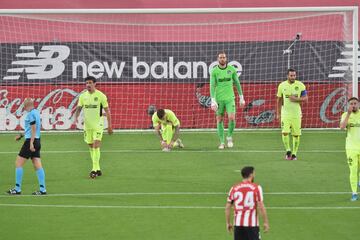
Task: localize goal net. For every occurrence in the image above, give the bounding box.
[0,8,358,131]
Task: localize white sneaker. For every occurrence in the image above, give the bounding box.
[218,143,225,150]
[226,137,233,148]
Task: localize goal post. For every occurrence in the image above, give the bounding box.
[0,7,358,131]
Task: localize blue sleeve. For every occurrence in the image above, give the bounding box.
[301,90,307,97]
[29,111,36,125]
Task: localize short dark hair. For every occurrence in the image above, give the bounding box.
[241,166,254,178]
[157,109,165,119]
[287,68,296,74]
[348,97,359,102]
[217,51,226,57]
[85,76,96,83]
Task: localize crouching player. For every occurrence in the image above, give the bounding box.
[152,109,184,152]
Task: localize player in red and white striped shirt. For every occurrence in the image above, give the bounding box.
[225,166,269,240]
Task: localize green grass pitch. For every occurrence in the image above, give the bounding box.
[0,130,359,240]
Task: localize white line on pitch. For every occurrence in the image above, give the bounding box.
[0,149,344,154]
[0,204,358,210]
[0,191,351,198]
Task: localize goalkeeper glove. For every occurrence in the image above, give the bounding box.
[239,95,245,106]
[211,98,218,111]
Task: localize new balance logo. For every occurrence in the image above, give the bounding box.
[3,45,70,80]
[329,43,360,79]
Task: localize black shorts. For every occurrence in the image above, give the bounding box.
[18,139,41,159]
[234,226,260,240]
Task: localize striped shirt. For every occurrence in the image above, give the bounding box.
[227,181,263,227]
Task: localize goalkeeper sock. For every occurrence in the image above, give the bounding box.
[282,134,291,152]
[36,168,46,192]
[15,167,23,192]
[93,148,101,171]
[292,136,300,155]
[228,120,236,137]
[217,122,225,144]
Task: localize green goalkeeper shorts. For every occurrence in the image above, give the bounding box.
[216,99,236,116]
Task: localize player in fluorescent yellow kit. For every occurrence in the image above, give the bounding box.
[152,109,184,152]
[210,51,245,149]
[74,76,113,179]
[340,97,360,201]
[276,69,308,160]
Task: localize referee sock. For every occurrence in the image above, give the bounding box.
[15,167,23,192]
[36,168,46,192]
[217,122,225,144]
[93,148,101,171]
[227,120,235,138]
[282,134,291,152]
[292,136,300,155]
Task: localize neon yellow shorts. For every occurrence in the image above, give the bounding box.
[281,117,302,135]
[84,128,104,144]
[216,99,236,116]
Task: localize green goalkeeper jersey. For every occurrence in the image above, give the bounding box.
[210,64,243,102]
[77,89,109,130]
[341,111,360,151]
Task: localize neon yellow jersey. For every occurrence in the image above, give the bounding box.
[277,80,306,118]
[152,109,180,128]
[341,111,360,151]
[77,89,109,130]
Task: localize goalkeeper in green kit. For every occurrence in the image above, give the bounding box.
[210,51,245,149]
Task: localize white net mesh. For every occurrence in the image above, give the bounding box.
[0,10,357,130]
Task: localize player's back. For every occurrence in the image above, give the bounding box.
[227,181,263,227]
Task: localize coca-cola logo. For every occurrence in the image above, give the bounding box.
[243,99,275,126]
[195,83,211,108]
[0,88,84,130]
[319,87,347,123]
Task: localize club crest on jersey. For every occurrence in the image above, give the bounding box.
[227,70,232,74]
[295,86,299,91]
[94,97,98,101]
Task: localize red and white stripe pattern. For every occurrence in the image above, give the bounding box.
[227,181,263,227]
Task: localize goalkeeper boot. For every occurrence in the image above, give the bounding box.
[6,188,21,195]
[96,170,102,177]
[218,143,225,150]
[285,151,292,160]
[226,137,233,148]
[89,171,97,179]
[291,154,297,161]
[32,190,47,195]
[351,193,359,201]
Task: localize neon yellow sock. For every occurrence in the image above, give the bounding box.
[93,148,101,171]
[292,136,300,155]
[282,134,291,152]
[89,147,94,161]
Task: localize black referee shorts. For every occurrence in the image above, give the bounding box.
[234,226,260,240]
[18,139,41,159]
